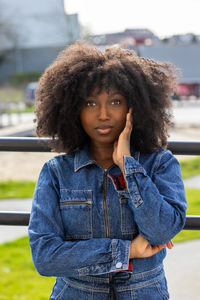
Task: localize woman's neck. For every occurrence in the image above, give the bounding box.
[90,142,114,169]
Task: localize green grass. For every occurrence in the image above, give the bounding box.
[173,188,200,242]
[0,237,55,300]
[180,156,200,179]
[0,180,36,199]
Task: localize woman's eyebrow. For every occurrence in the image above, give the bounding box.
[109,92,123,96]
[84,97,96,101]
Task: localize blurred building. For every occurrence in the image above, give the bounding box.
[90,29,200,99]
[0,0,80,83]
[162,33,200,46]
[138,45,200,98]
[89,28,160,49]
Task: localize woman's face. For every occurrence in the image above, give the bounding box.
[80,88,129,147]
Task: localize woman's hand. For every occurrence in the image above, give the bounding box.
[129,234,174,259]
[113,108,133,173]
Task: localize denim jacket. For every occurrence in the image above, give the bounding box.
[28,145,186,298]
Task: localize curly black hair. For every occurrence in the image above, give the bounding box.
[35,41,179,153]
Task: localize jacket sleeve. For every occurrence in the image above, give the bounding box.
[28,163,131,278]
[120,150,187,245]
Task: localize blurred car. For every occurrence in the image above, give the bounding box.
[24,81,38,106]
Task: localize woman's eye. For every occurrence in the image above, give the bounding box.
[85,101,96,107]
[111,99,121,105]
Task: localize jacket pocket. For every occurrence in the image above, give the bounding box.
[60,189,92,240]
[119,192,138,236]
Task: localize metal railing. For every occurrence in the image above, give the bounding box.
[1,137,200,229]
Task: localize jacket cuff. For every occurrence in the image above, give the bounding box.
[124,155,147,176]
[78,239,131,276]
[123,156,145,208]
[110,239,131,272]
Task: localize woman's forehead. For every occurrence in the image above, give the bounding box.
[89,86,123,97]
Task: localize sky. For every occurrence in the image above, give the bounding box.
[64,0,200,38]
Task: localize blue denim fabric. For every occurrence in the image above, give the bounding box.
[28,145,186,299]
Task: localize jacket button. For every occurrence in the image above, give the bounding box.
[116,262,122,269]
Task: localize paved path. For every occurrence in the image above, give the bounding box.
[184,174,200,189]
[164,239,200,300]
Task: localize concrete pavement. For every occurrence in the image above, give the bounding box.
[184,174,200,188]
[164,239,200,300]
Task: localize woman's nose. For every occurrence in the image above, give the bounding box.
[98,105,110,120]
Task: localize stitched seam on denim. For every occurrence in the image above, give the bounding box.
[125,241,131,268]
[78,275,110,284]
[74,152,78,171]
[55,282,69,300]
[116,264,163,281]
[156,282,169,300]
[60,188,93,192]
[134,151,140,162]
[75,160,96,172]
[111,239,118,260]
[126,168,145,175]
[131,264,163,278]
[122,229,138,234]
[154,150,170,172]
[129,180,143,208]
[64,234,93,239]
[130,289,135,300]
[115,272,164,292]
[78,259,113,276]
[63,278,109,293]
[50,278,58,299]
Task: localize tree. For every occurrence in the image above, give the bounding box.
[0,0,23,71]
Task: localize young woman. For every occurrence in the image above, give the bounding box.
[28,42,187,299]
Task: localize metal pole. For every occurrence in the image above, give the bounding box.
[0,212,30,226]
[1,137,200,154]
[0,212,199,229]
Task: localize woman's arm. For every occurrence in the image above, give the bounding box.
[123,152,187,245]
[113,110,187,245]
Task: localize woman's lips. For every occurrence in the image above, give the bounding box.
[95,126,113,135]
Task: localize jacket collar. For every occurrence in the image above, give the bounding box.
[74,144,96,172]
[74,144,140,172]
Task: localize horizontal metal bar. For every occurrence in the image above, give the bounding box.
[0,211,30,226]
[0,212,200,230]
[168,141,200,155]
[0,137,52,152]
[183,215,200,230]
[0,137,200,154]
